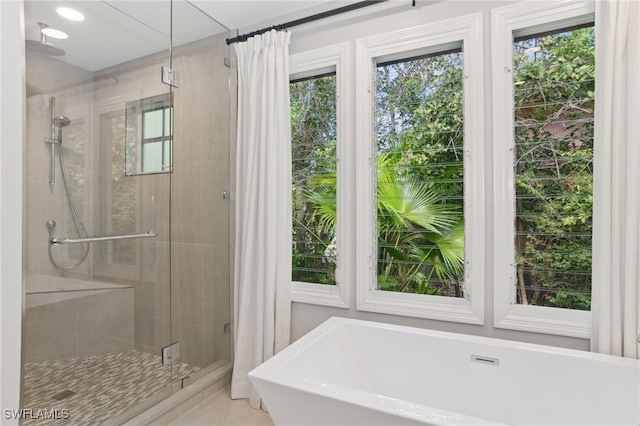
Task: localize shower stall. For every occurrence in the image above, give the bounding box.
[22,1,235,423]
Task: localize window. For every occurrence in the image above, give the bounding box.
[141,105,172,173]
[355,14,485,323]
[290,1,598,335]
[291,73,337,286]
[125,93,173,175]
[513,26,594,310]
[492,0,594,337]
[375,50,465,298]
[289,43,350,308]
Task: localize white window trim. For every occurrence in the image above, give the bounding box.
[289,42,350,309]
[354,14,485,324]
[491,0,595,338]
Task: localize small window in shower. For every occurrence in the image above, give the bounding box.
[125,93,173,175]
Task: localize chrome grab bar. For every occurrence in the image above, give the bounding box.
[50,231,157,245]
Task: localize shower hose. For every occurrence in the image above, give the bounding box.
[47,143,90,269]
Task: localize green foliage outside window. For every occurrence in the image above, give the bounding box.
[374,52,465,296]
[513,27,595,310]
[291,75,337,285]
[290,26,594,310]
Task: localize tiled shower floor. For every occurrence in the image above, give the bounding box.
[23,350,200,425]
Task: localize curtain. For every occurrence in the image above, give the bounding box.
[591,0,640,358]
[231,30,292,407]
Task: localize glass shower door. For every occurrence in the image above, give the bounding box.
[168,0,233,388]
[22,1,175,423]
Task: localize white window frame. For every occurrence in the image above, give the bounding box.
[125,93,173,175]
[492,0,595,338]
[354,14,485,324]
[289,43,350,309]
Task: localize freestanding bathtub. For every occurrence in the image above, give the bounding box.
[249,317,640,426]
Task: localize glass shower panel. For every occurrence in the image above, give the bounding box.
[22,1,175,423]
[169,0,233,386]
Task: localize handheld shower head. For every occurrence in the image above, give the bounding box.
[53,116,71,128]
[52,116,71,143]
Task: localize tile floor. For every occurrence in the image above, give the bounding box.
[23,352,272,426]
[170,386,274,426]
[23,350,200,426]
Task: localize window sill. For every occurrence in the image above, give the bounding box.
[494,304,591,339]
[357,289,484,325]
[291,281,349,309]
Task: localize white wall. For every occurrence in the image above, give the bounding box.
[281,0,590,350]
[0,0,25,422]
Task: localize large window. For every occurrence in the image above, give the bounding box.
[290,73,337,286]
[355,14,485,323]
[290,1,598,336]
[513,26,595,310]
[375,51,465,297]
[492,0,595,337]
[289,43,349,308]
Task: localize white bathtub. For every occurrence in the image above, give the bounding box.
[249,317,640,426]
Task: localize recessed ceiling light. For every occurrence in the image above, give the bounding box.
[56,7,84,22]
[41,28,68,39]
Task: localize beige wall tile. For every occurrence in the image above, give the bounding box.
[171,159,229,245]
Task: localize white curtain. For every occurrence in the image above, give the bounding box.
[231,30,292,407]
[591,0,640,358]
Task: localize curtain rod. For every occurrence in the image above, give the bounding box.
[226,0,391,45]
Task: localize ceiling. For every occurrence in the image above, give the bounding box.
[24,0,356,72]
